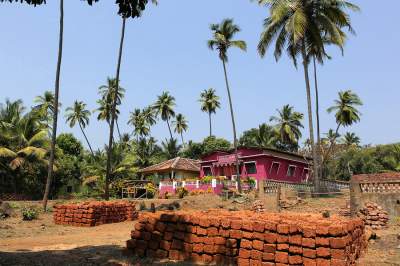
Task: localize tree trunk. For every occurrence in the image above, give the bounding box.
[322,123,341,166]
[222,59,242,193]
[79,122,94,157]
[313,56,322,179]
[105,17,126,200]
[166,117,173,141]
[42,0,63,211]
[181,132,185,148]
[116,119,122,141]
[209,112,212,137]
[301,43,320,193]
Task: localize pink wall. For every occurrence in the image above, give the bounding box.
[200,148,309,184]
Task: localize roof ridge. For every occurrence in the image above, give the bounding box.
[171,157,180,169]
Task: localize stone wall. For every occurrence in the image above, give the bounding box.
[350,173,400,218]
[53,201,137,227]
[126,210,366,265]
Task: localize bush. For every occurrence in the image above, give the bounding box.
[247,178,256,188]
[21,206,39,221]
[145,183,157,198]
[176,187,189,199]
[202,176,213,183]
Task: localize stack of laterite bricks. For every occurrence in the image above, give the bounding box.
[126,210,366,266]
[53,201,137,227]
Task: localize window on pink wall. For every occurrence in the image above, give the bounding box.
[203,166,212,176]
[287,165,296,177]
[244,162,257,174]
[270,162,280,176]
[302,168,310,180]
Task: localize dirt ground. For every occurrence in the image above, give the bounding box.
[0,194,399,266]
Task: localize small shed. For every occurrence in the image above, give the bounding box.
[138,157,200,183]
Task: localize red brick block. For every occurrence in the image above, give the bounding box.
[169,250,181,261]
[251,250,263,260]
[329,225,345,237]
[193,243,204,253]
[160,240,171,250]
[303,257,317,266]
[214,254,226,264]
[226,248,238,256]
[289,245,302,255]
[142,231,151,241]
[219,228,230,238]
[250,259,262,266]
[166,223,177,232]
[303,248,316,258]
[230,230,243,239]
[330,249,345,259]
[221,218,231,229]
[331,258,346,266]
[265,232,277,243]
[264,244,276,253]
[261,262,275,266]
[253,221,265,232]
[289,255,302,265]
[316,258,330,266]
[253,232,265,241]
[289,224,300,234]
[207,227,218,236]
[197,226,207,236]
[176,223,186,231]
[302,237,316,248]
[191,253,202,263]
[148,240,159,250]
[214,244,226,254]
[275,251,289,263]
[303,226,316,238]
[186,225,196,233]
[277,224,290,234]
[316,225,329,236]
[231,220,243,230]
[243,231,253,239]
[289,234,302,246]
[330,237,346,249]
[277,234,289,243]
[242,220,254,231]
[265,221,277,232]
[253,240,264,251]
[202,254,213,264]
[203,237,214,245]
[239,248,251,259]
[316,237,330,247]
[277,244,289,251]
[209,217,220,227]
[316,247,330,258]
[262,252,275,262]
[241,239,253,249]
[238,258,250,266]
[171,239,183,250]
[214,236,226,245]
[183,242,192,252]
[203,244,215,254]
[199,217,210,227]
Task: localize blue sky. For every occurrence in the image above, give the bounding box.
[0,0,399,149]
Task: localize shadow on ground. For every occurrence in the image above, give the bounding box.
[0,245,191,266]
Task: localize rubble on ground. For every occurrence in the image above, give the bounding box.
[251,200,265,213]
[358,202,389,230]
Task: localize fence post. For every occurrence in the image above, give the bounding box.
[182,181,186,187]
[276,185,281,213]
[350,176,361,217]
[196,180,199,189]
[173,181,177,190]
[212,179,216,188]
[159,182,163,190]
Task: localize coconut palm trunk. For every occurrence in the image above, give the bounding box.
[313,56,322,178]
[209,112,212,137]
[301,44,320,192]
[222,59,242,193]
[105,17,126,200]
[42,0,63,211]
[116,119,122,140]
[166,117,173,141]
[180,133,185,149]
[79,123,94,157]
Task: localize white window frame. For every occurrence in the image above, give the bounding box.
[269,162,281,175]
[286,165,297,177]
[202,166,213,176]
[244,161,257,174]
[301,168,310,181]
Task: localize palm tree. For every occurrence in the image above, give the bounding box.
[128,108,150,141]
[104,0,157,200]
[239,123,277,149]
[199,88,221,137]
[270,105,304,151]
[135,137,162,168]
[173,114,188,148]
[65,101,94,156]
[208,18,246,193]
[257,0,358,191]
[342,132,360,147]
[161,138,182,160]
[33,91,58,129]
[153,91,176,140]
[142,106,157,127]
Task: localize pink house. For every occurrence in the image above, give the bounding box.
[200,147,311,184]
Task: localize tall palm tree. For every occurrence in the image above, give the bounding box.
[342,132,360,147]
[142,106,157,127]
[270,105,304,150]
[257,0,358,191]
[199,88,221,137]
[104,0,157,200]
[65,101,94,156]
[208,18,246,193]
[153,91,176,140]
[173,113,188,148]
[33,91,58,129]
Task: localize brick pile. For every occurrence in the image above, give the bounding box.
[126,210,366,265]
[53,201,137,227]
[358,202,389,230]
[252,200,265,213]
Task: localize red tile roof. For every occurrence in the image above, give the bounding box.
[138,157,200,174]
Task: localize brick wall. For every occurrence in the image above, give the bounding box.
[127,210,366,265]
[53,201,137,227]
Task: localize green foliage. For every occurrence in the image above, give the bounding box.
[246,177,256,188]
[57,133,83,156]
[202,136,231,155]
[21,206,39,221]
[202,175,213,183]
[176,187,189,199]
[180,141,204,160]
[161,138,182,159]
[145,183,157,198]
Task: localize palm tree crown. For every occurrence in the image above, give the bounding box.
[342,132,361,147]
[153,91,176,140]
[173,114,188,135]
[200,88,221,115]
[270,104,304,146]
[327,90,362,127]
[65,101,91,128]
[208,18,247,61]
